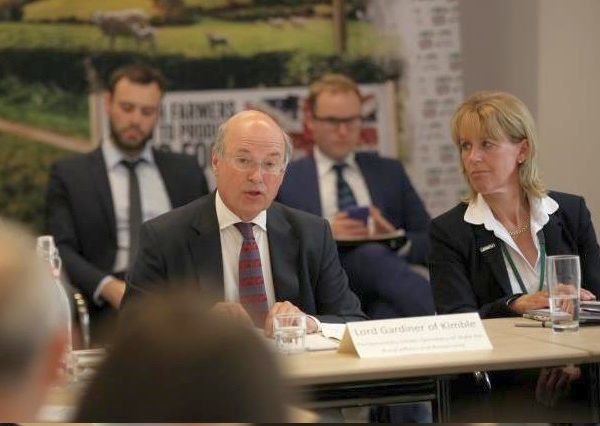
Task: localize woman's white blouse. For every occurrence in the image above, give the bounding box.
[464,193,559,294]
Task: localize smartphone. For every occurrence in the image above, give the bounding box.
[345,205,369,225]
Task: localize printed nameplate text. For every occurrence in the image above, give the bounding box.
[338,312,492,358]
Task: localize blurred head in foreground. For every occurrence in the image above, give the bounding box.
[0,221,68,421]
[75,288,291,422]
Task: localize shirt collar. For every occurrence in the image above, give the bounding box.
[102,138,155,170]
[529,194,559,228]
[215,190,267,232]
[313,145,358,179]
[464,192,559,238]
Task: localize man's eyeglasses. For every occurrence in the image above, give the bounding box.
[227,155,285,175]
[312,115,363,129]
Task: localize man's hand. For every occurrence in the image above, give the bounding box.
[536,365,581,407]
[264,301,318,337]
[211,302,254,328]
[508,290,550,314]
[101,278,126,309]
[369,206,396,235]
[330,212,369,239]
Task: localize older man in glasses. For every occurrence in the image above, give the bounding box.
[277,74,434,320]
[123,110,366,335]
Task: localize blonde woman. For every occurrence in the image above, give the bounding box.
[431,90,599,318]
[429,91,600,413]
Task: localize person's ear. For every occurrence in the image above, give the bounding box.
[40,330,68,388]
[104,92,113,115]
[212,152,220,176]
[518,138,529,163]
[306,108,316,133]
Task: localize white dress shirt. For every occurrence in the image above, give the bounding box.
[94,139,172,303]
[313,146,372,220]
[312,147,413,255]
[215,190,276,307]
[464,193,559,295]
[214,192,321,330]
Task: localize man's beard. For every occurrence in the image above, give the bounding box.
[110,123,153,155]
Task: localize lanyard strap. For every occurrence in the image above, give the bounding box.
[500,232,546,293]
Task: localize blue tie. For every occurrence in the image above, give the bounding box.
[332,163,358,212]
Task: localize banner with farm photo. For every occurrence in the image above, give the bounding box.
[0,0,464,227]
[0,0,403,228]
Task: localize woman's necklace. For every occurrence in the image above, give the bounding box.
[508,219,530,237]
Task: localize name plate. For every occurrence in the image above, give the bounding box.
[338,313,492,358]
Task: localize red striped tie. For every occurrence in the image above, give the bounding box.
[235,222,269,326]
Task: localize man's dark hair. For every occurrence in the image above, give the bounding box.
[107,63,166,94]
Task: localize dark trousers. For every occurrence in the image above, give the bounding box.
[447,368,594,422]
[340,242,435,319]
[85,270,126,347]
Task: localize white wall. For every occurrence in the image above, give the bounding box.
[460,0,600,231]
[460,0,539,117]
[537,0,600,228]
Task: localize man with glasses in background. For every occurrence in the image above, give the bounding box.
[277,74,434,320]
[123,110,366,335]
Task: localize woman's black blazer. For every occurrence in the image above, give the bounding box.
[429,191,600,318]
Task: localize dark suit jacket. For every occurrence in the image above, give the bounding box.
[123,193,366,323]
[430,191,600,318]
[276,152,431,264]
[45,147,209,301]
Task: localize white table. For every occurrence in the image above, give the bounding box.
[45,317,600,422]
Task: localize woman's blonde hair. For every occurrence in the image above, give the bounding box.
[451,90,545,201]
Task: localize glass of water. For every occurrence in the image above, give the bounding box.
[273,313,306,354]
[546,255,581,332]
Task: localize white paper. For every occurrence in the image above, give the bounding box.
[37,404,75,422]
[305,333,339,351]
[321,323,346,341]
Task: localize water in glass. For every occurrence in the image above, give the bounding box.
[273,313,306,354]
[547,255,581,333]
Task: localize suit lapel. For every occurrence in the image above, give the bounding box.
[88,148,116,241]
[543,209,576,255]
[154,149,181,206]
[189,193,224,298]
[356,154,385,208]
[473,226,513,296]
[266,205,300,303]
[300,157,323,216]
